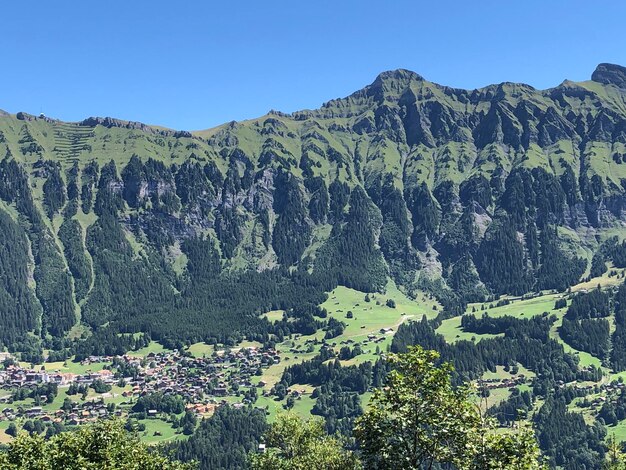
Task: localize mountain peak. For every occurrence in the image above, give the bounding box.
[371,69,424,90]
[373,69,424,84]
[591,63,626,88]
[366,69,425,101]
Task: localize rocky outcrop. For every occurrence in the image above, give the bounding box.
[79,116,192,138]
[592,63,626,89]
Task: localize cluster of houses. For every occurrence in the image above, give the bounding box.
[0,365,114,388]
[114,347,280,402]
[365,328,394,344]
[1,398,121,426]
[570,380,626,411]
[0,346,281,427]
[478,374,528,391]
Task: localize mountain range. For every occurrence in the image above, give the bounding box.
[2,63,626,357]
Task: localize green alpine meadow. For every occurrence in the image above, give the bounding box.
[6,62,626,467]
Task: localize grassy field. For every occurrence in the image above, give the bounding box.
[256,337,320,390]
[253,281,441,414]
[607,421,626,444]
[437,317,501,343]
[255,396,287,421]
[481,364,535,381]
[438,295,561,344]
[127,342,168,358]
[28,359,106,376]
[187,342,214,358]
[261,310,285,323]
[255,394,317,423]
[572,266,626,291]
[481,387,512,409]
[0,421,13,444]
[289,395,316,417]
[237,341,263,350]
[466,293,564,318]
[137,418,183,444]
[439,292,567,343]
[321,282,441,363]
[248,278,618,422]
[439,287,607,370]
[549,314,603,368]
[475,365,537,410]
[322,282,440,337]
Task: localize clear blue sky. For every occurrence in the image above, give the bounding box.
[2,0,625,130]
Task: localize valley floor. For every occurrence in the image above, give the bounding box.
[3,269,626,447]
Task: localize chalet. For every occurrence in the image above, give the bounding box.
[213,386,228,396]
[25,407,42,417]
[96,369,115,382]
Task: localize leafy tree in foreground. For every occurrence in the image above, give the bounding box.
[354,345,543,469]
[250,413,360,470]
[0,419,194,470]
